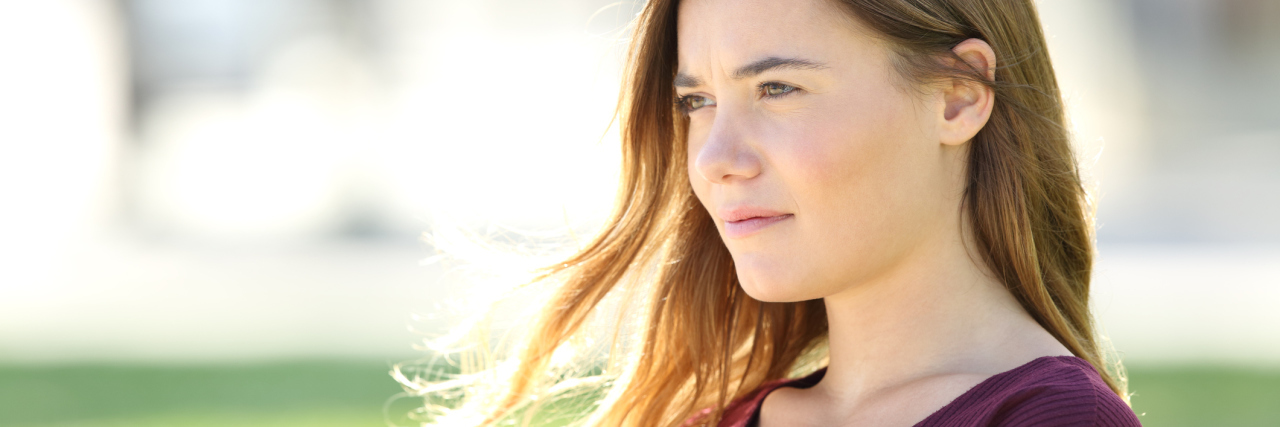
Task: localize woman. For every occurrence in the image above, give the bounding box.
[409,0,1141,425]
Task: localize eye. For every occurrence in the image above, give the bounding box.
[676,94,716,113]
[760,82,797,98]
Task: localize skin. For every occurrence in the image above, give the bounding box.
[676,0,1073,425]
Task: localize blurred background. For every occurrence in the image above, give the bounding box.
[0,0,1276,426]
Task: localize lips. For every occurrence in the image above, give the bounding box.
[719,207,792,238]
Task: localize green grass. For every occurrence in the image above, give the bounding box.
[1127,364,1280,427]
[0,361,1276,426]
[0,360,414,427]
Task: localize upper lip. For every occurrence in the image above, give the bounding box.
[718,206,790,222]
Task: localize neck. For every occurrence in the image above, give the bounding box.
[813,216,1068,402]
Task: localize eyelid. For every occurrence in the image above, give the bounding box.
[676,93,716,113]
[676,81,799,114]
[758,81,800,98]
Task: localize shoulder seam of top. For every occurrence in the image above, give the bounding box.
[1061,358,1102,426]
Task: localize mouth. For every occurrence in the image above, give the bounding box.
[723,213,793,239]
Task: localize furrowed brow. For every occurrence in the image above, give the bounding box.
[674,72,703,88]
[674,57,827,89]
[732,57,827,80]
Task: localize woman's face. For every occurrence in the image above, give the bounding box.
[678,0,967,302]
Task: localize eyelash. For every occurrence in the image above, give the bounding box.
[675,82,799,114]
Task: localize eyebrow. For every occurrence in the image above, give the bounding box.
[674,56,829,88]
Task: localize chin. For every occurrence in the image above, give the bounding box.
[735,266,809,303]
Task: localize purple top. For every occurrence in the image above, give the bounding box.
[711,356,1141,426]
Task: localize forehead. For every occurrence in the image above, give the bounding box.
[676,0,876,74]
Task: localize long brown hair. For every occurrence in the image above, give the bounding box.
[405,0,1128,425]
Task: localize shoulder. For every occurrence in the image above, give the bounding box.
[920,356,1141,427]
[984,357,1141,427]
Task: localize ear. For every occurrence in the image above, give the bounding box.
[937,38,996,146]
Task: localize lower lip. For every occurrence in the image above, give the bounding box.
[724,214,793,238]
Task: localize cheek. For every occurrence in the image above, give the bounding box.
[768,96,908,206]
[759,89,930,290]
[686,131,711,205]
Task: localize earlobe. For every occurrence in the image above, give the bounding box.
[938,38,997,146]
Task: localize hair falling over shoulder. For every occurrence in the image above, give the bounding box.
[398,0,1129,425]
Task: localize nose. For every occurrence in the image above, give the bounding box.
[692,112,761,185]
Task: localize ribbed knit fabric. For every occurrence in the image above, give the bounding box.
[708,356,1141,427]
